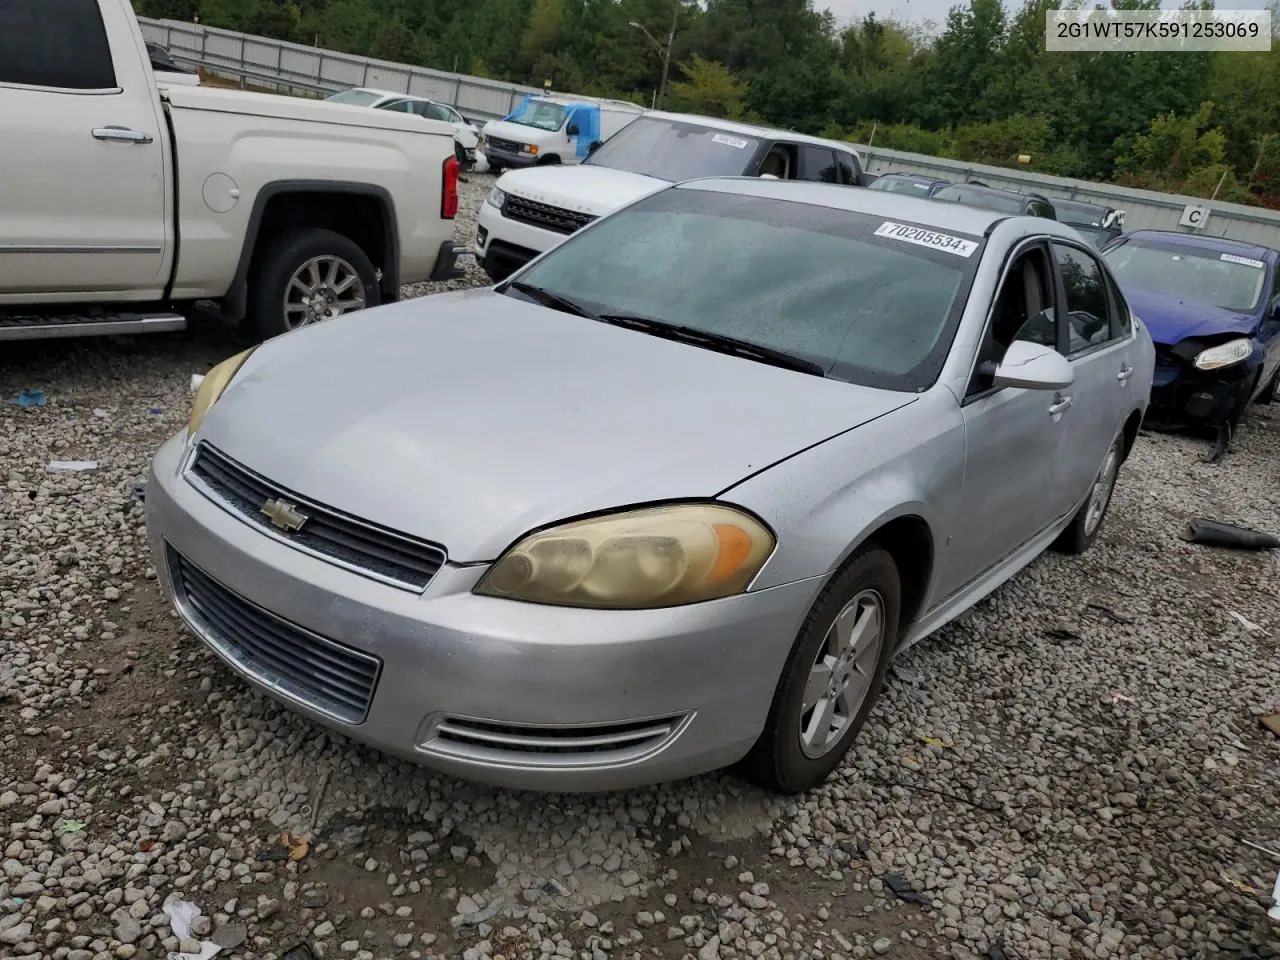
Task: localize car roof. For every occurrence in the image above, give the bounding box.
[1054,198,1114,216]
[350,88,438,104]
[672,177,1090,242]
[1116,229,1277,261]
[638,111,863,159]
[878,172,949,184]
[939,182,1037,203]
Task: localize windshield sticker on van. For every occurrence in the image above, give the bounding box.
[712,133,750,149]
[873,221,979,258]
[1220,253,1265,269]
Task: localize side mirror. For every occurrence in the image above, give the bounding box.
[992,340,1074,391]
[566,122,581,137]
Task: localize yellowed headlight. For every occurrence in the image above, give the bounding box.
[475,504,776,609]
[187,348,256,438]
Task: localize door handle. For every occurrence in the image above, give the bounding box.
[1048,395,1073,416]
[1117,364,1134,383]
[92,126,153,144]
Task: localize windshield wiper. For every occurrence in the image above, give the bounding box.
[596,313,826,376]
[505,281,601,321]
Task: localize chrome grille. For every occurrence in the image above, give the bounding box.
[421,715,687,768]
[503,195,597,236]
[485,136,522,153]
[168,547,380,724]
[188,444,446,591]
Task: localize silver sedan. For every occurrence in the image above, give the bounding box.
[145,178,1154,794]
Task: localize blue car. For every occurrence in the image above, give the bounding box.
[1102,230,1280,460]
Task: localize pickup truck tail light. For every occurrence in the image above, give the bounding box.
[442,155,459,220]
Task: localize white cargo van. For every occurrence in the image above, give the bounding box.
[480,95,644,170]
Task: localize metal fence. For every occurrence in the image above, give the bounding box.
[138,17,1280,249]
[137,17,546,123]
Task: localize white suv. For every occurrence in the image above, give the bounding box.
[474,112,869,282]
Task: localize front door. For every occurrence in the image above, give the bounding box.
[0,0,170,299]
[935,241,1075,600]
[1049,241,1135,512]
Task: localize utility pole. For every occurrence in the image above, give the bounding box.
[630,3,678,109]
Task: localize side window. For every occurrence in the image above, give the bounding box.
[968,245,1056,396]
[0,0,116,90]
[834,151,859,186]
[1053,243,1113,355]
[380,99,415,114]
[1106,274,1132,339]
[797,145,840,184]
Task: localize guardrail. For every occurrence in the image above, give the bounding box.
[138,17,1280,247]
[136,17,546,123]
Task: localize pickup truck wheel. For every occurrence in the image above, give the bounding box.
[739,545,899,794]
[249,229,380,341]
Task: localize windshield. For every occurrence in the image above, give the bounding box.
[325,89,383,107]
[506,99,567,131]
[1104,241,1268,313]
[871,177,937,198]
[508,188,981,390]
[933,186,1025,215]
[584,117,764,182]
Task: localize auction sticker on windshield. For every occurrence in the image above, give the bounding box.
[712,133,750,149]
[874,221,979,258]
[1221,253,1265,269]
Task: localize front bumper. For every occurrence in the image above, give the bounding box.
[474,201,558,281]
[145,432,820,792]
[1147,359,1256,426]
[427,240,469,282]
[484,146,538,169]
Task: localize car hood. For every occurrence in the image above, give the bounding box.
[1120,286,1259,345]
[199,290,915,563]
[497,165,669,217]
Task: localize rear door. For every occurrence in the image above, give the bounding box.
[0,0,171,299]
[1049,240,1134,512]
[795,144,841,183]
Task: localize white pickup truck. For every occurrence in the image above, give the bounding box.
[0,0,466,343]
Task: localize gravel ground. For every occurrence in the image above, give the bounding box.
[3,173,1280,960]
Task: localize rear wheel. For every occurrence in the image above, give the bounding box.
[740,545,899,794]
[1052,433,1123,555]
[247,228,380,342]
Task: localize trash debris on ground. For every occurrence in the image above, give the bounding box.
[1230,611,1265,633]
[150,406,162,415]
[54,818,85,834]
[12,388,47,407]
[1259,713,1280,738]
[46,460,99,472]
[258,831,310,862]
[1220,869,1259,895]
[1111,692,1135,704]
[280,945,317,960]
[1180,518,1280,550]
[1269,869,1280,922]
[164,899,223,960]
[882,871,929,904]
[93,407,110,418]
[919,734,953,749]
[139,839,155,853]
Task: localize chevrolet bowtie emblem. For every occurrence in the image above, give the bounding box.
[261,498,308,533]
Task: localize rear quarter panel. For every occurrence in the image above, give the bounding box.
[166,105,454,298]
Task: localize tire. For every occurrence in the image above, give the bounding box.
[740,544,900,794]
[1051,432,1124,555]
[536,155,562,165]
[247,228,380,343]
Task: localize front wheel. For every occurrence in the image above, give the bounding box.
[740,545,900,794]
[1052,433,1124,555]
[247,228,380,342]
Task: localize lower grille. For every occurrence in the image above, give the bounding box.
[421,715,686,768]
[169,547,381,724]
[189,443,446,591]
[503,195,597,236]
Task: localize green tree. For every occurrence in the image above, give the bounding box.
[666,56,748,118]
